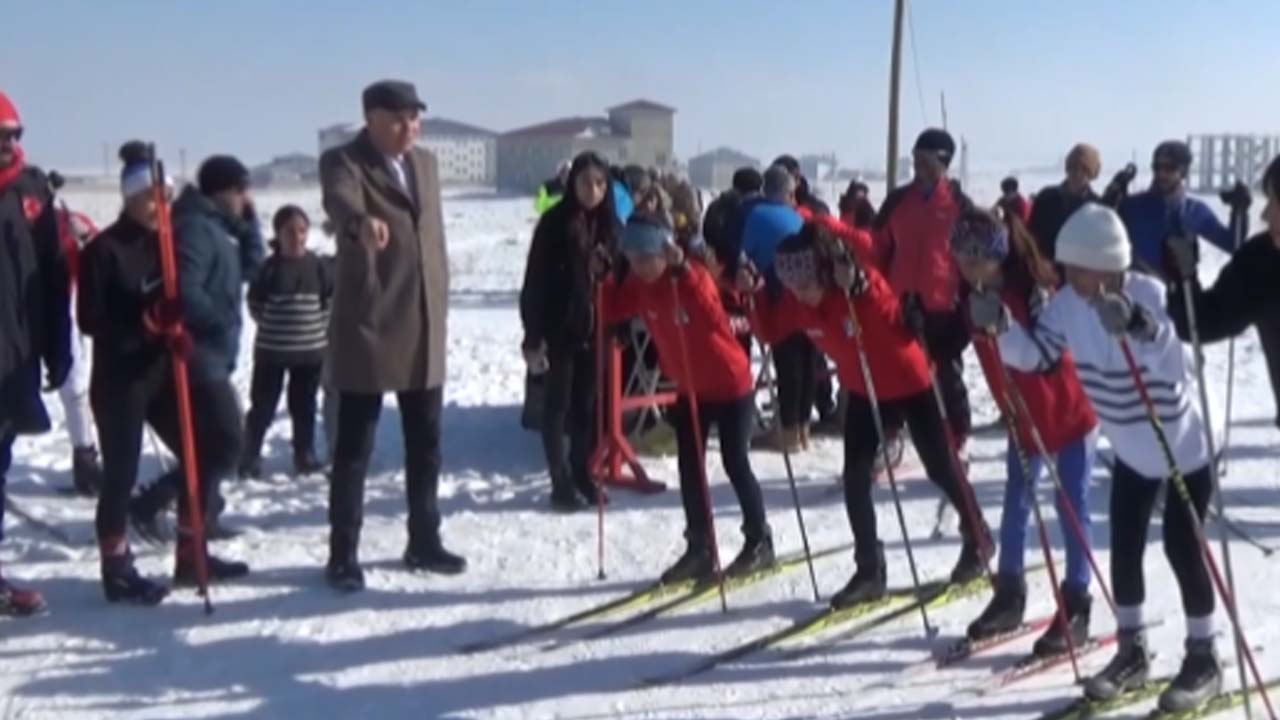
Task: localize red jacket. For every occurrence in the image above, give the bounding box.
[970,283,1097,453]
[748,266,931,401]
[601,263,753,403]
[796,207,877,268]
[872,179,964,312]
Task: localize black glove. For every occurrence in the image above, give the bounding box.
[588,245,613,281]
[1219,180,1253,211]
[901,292,927,339]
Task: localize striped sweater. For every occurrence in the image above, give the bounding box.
[997,272,1208,479]
[247,251,334,367]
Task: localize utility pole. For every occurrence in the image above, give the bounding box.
[886,0,907,191]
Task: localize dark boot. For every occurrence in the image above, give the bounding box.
[72,445,103,496]
[831,541,887,609]
[293,449,325,476]
[0,561,46,617]
[238,454,262,480]
[1033,584,1092,658]
[326,533,364,593]
[1084,628,1151,701]
[724,534,776,579]
[574,476,609,507]
[404,541,467,575]
[951,516,993,585]
[1158,638,1222,713]
[174,534,249,587]
[660,544,715,585]
[967,574,1026,640]
[549,488,586,513]
[129,480,179,543]
[101,552,168,605]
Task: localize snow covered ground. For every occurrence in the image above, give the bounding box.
[1,180,1277,719]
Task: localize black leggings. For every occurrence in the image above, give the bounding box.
[671,393,769,547]
[1110,460,1215,618]
[773,332,817,428]
[541,343,596,495]
[1256,310,1280,429]
[242,360,323,459]
[843,390,985,566]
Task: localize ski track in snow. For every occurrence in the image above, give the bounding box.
[1,176,1277,719]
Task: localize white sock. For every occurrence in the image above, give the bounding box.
[1186,614,1215,640]
[1116,604,1144,631]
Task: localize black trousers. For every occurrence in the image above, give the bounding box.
[1110,461,1215,617]
[842,390,985,566]
[773,332,817,428]
[0,430,12,543]
[671,393,769,548]
[242,359,323,460]
[1256,311,1280,429]
[97,367,240,545]
[328,387,443,561]
[923,308,972,441]
[814,351,837,419]
[541,344,596,495]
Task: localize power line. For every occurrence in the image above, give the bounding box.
[906,0,929,127]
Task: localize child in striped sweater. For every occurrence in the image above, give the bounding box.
[240,205,334,478]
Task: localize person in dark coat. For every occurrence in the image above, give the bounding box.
[838,180,876,230]
[0,91,70,616]
[239,205,333,478]
[520,151,620,512]
[1027,143,1103,262]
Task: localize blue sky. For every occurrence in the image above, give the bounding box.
[4,0,1276,177]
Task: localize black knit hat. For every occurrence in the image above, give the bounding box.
[913,128,956,168]
[772,154,801,176]
[732,167,763,194]
[197,155,250,195]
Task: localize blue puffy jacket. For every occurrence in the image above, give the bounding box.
[1119,188,1232,273]
[739,198,803,272]
[171,186,264,383]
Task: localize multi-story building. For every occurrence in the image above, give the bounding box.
[688,147,759,191]
[316,117,497,186]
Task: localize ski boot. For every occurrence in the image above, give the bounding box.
[660,544,715,586]
[1084,628,1151,701]
[293,449,325,476]
[549,487,586,513]
[1033,584,1092,658]
[0,562,46,617]
[949,539,992,585]
[724,534,775,579]
[238,456,262,480]
[102,553,168,605]
[967,574,1026,641]
[830,541,887,609]
[404,542,468,575]
[327,534,365,593]
[174,534,249,587]
[1157,637,1222,713]
[72,445,104,496]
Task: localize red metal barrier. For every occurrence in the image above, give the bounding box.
[588,339,672,493]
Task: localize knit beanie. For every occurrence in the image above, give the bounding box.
[951,212,1009,261]
[913,128,956,168]
[1065,143,1102,180]
[1055,204,1131,273]
[620,214,671,257]
[0,92,19,127]
[197,155,250,195]
[774,244,819,289]
[118,140,171,199]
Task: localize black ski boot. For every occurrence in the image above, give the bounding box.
[967,574,1026,641]
[1033,584,1092,658]
[1084,628,1151,701]
[575,477,609,507]
[404,542,468,575]
[293,449,325,476]
[72,445,103,496]
[949,541,991,585]
[238,456,262,480]
[326,534,364,593]
[724,534,776,579]
[830,541,887,609]
[549,488,586,513]
[174,535,249,587]
[660,544,715,585]
[102,553,168,605]
[1158,638,1222,713]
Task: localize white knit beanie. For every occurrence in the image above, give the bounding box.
[1055,204,1131,273]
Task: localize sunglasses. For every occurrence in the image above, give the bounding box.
[0,127,23,143]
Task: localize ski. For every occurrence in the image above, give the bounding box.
[934,614,1057,669]
[1146,676,1280,720]
[985,633,1118,692]
[1037,679,1170,720]
[7,499,80,547]
[457,542,849,655]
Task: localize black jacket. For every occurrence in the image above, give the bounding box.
[520,200,620,350]
[171,186,264,383]
[1027,184,1098,261]
[0,166,71,436]
[248,250,334,367]
[1169,232,1280,343]
[78,212,170,387]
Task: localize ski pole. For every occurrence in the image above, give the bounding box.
[843,294,935,636]
[593,281,607,581]
[149,149,212,615]
[983,336,1118,618]
[982,336,1080,682]
[1178,270,1253,717]
[749,302,820,602]
[1117,338,1275,720]
[670,276,728,613]
[1219,201,1248,477]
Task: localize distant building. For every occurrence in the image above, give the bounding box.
[497,99,676,192]
[250,153,319,187]
[688,147,760,191]
[315,117,498,186]
[799,153,839,182]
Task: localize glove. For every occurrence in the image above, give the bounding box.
[734,258,762,294]
[588,245,613,282]
[44,358,71,391]
[1165,234,1197,281]
[901,292,927,339]
[967,287,1008,334]
[832,254,869,296]
[142,298,183,337]
[1219,180,1252,211]
[1092,291,1158,341]
[1028,284,1051,321]
[522,340,549,375]
[664,242,686,273]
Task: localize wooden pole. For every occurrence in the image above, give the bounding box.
[886,0,906,192]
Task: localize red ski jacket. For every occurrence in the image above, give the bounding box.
[970,283,1098,454]
[602,263,753,403]
[796,207,877,267]
[748,266,932,401]
[872,179,965,312]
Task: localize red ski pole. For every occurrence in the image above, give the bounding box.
[594,281,607,581]
[149,148,212,614]
[670,276,727,612]
[1117,337,1275,720]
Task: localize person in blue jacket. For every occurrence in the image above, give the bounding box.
[1119,141,1233,276]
